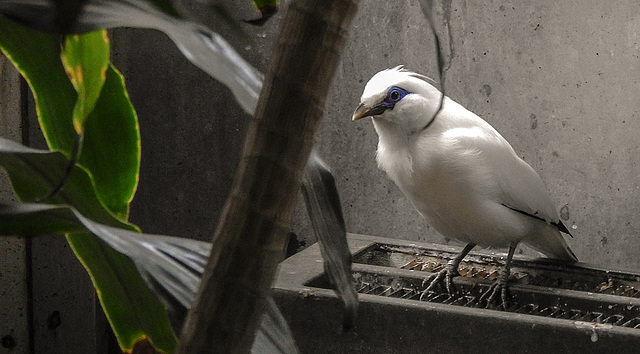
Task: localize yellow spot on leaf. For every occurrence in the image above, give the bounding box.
[123,336,163,354]
[74,66,84,84]
[101,30,110,43]
[73,119,83,135]
[65,67,75,81]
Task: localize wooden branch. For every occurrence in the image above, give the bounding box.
[176,0,360,352]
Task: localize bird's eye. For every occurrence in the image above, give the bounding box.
[380,86,410,111]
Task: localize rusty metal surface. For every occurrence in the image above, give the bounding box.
[355,243,640,296]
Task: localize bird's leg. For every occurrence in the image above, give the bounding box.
[420,243,475,299]
[480,244,517,309]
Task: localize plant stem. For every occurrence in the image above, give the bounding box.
[176,0,359,352]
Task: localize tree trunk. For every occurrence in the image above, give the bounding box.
[176,0,360,352]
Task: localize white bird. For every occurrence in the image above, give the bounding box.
[352,66,577,307]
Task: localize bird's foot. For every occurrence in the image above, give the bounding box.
[420,263,459,300]
[479,271,510,309]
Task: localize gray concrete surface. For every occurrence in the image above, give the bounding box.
[0,55,29,354]
[0,59,104,353]
[299,0,640,271]
[2,0,640,352]
[110,6,282,243]
[115,0,640,272]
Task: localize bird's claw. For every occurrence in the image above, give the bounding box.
[479,277,510,309]
[420,265,459,300]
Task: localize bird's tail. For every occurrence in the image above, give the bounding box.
[523,223,578,262]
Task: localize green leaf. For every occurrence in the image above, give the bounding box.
[0,16,170,353]
[0,13,76,154]
[251,0,279,8]
[0,16,141,219]
[66,232,178,353]
[79,64,141,219]
[302,150,358,329]
[0,203,178,351]
[0,1,264,115]
[60,30,110,134]
[0,202,86,235]
[74,208,298,354]
[246,0,279,26]
[0,140,179,352]
[0,137,136,230]
[0,201,298,353]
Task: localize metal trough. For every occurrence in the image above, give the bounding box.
[273,234,640,353]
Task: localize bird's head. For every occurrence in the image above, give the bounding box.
[353,66,441,134]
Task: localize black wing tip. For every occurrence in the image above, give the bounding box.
[554,221,579,262]
[553,220,574,238]
[568,247,579,262]
[501,203,575,238]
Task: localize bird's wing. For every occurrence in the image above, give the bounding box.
[440,107,561,225]
[481,129,561,225]
[494,150,560,223]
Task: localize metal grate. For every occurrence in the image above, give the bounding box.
[353,272,640,329]
[344,243,640,330]
[399,256,640,297]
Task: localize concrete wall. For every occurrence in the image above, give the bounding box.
[114,0,640,272]
[0,58,109,353]
[2,1,640,351]
[110,5,281,243]
[305,0,640,270]
[0,55,29,353]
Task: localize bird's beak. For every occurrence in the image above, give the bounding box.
[352,103,372,121]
